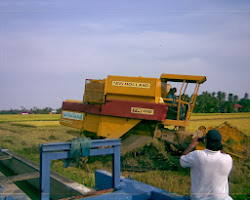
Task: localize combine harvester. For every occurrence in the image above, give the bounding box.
[60,74,247,158]
[60,74,206,151]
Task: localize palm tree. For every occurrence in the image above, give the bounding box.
[233,95,239,103]
[228,93,233,102]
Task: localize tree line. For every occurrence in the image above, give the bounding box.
[0,91,249,114]
[193,91,249,113]
[0,107,62,115]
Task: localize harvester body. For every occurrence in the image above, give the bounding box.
[60,74,248,159]
[60,74,207,150]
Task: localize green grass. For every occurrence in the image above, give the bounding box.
[0,113,249,199]
[0,114,60,123]
[11,121,60,127]
[122,170,191,195]
[51,160,96,187]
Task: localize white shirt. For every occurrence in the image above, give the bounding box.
[180,149,233,200]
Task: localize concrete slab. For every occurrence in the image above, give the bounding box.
[0,171,31,200]
[0,148,94,199]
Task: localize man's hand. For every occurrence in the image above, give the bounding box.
[190,136,200,149]
[182,137,200,155]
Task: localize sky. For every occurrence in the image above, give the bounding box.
[1,0,250,110]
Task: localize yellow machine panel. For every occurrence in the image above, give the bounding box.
[196,122,248,159]
[82,114,101,134]
[160,74,207,84]
[98,116,141,138]
[84,79,105,104]
[105,75,161,103]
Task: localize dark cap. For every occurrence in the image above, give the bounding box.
[206,130,222,141]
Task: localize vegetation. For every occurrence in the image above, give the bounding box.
[0,114,60,123]
[0,107,62,115]
[193,91,250,113]
[0,113,249,199]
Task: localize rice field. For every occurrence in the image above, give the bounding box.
[0,113,249,199]
[11,121,60,127]
[0,114,60,123]
[1,112,249,131]
[189,113,250,135]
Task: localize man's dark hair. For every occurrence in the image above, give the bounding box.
[206,140,223,151]
[205,130,223,151]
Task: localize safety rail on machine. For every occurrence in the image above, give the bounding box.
[40,139,121,200]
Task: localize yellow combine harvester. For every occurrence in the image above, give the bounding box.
[60,74,247,158]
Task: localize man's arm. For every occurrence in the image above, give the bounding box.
[182,137,200,155]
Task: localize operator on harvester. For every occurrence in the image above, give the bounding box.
[180,130,233,200]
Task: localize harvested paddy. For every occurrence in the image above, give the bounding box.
[188,113,250,135]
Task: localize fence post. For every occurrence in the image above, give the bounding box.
[40,145,51,200]
[113,144,121,190]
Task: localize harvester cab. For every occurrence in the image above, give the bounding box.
[60,74,207,151]
[153,74,207,150]
[160,74,206,130]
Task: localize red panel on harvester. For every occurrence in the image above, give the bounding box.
[101,100,168,122]
[62,100,168,122]
[62,101,102,114]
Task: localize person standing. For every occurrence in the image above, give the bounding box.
[180,130,233,200]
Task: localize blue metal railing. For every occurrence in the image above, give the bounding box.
[39,139,121,200]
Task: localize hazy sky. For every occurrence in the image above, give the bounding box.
[1,0,250,110]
